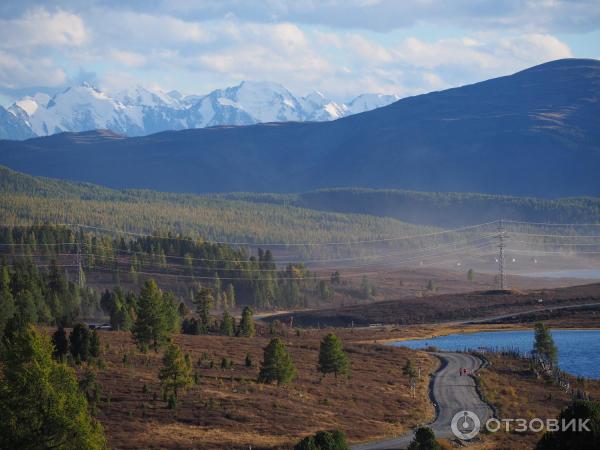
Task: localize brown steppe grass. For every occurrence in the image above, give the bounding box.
[472,354,600,450]
[80,328,437,449]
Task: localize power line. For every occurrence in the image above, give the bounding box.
[83,244,499,282]
[3,234,498,270]
[508,239,600,246]
[506,248,600,255]
[503,220,600,227]
[507,231,600,238]
[59,221,497,246]
[3,237,497,276]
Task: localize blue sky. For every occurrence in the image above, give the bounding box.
[0,1,599,105]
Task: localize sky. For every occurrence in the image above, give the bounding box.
[1,0,599,105]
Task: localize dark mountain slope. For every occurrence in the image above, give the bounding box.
[0,59,599,197]
[0,106,35,140]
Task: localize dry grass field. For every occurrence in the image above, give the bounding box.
[472,354,600,449]
[273,283,600,327]
[73,328,438,449]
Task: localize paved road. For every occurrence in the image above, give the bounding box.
[352,352,493,450]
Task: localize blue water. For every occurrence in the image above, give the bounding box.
[391,330,600,379]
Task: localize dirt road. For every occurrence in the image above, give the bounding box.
[352,352,493,450]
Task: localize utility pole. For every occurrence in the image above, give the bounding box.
[497,220,506,290]
[76,228,85,289]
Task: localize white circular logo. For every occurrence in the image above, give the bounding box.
[451,410,481,440]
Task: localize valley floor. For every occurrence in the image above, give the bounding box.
[75,329,437,449]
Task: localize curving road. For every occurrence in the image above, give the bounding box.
[352,352,493,450]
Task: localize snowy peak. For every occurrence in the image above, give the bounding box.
[299,91,348,121]
[114,85,183,108]
[219,81,304,122]
[347,93,400,115]
[1,81,400,140]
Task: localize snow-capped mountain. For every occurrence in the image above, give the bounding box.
[346,93,400,115]
[1,82,400,140]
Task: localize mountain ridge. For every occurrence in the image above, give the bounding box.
[0,58,599,198]
[1,81,399,139]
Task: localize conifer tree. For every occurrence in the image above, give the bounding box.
[220,310,235,336]
[0,263,15,336]
[193,286,213,334]
[258,338,296,385]
[51,325,69,360]
[402,359,417,379]
[70,323,91,363]
[239,306,255,337]
[533,322,558,364]
[318,333,349,378]
[89,329,101,358]
[0,325,107,449]
[133,280,170,351]
[159,343,192,401]
[408,427,441,450]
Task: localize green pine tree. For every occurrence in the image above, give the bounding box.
[536,400,600,449]
[51,325,69,360]
[258,338,297,386]
[403,359,417,379]
[408,427,441,450]
[159,343,192,401]
[0,263,15,337]
[239,306,255,337]
[70,323,91,363]
[220,310,235,336]
[193,287,213,334]
[318,333,349,378]
[533,322,558,364]
[0,325,106,449]
[89,329,101,358]
[133,280,170,351]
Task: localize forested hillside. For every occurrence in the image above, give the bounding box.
[0,166,437,261]
[221,189,600,227]
[0,224,352,321]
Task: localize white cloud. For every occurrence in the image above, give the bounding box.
[152,0,600,33]
[0,3,585,102]
[0,51,66,89]
[108,49,148,68]
[0,8,87,49]
[98,10,212,46]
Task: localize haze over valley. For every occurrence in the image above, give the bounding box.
[1,2,600,450]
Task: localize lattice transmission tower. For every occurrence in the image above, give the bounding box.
[497,220,506,290]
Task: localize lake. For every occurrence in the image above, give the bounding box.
[391,329,600,379]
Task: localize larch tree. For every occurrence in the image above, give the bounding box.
[0,325,106,449]
[193,286,213,334]
[220,309,235,336]
[0,263,15,337]
[159,343,192,404]
[533,322,558,365]
[51,325,69,360]
[258,338,297,386]
[318,333,349,379]
[69,323,92,363]
[133,280,170,351]
[239,306,255,337]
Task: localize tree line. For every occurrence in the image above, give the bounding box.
[0,224,350,317]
